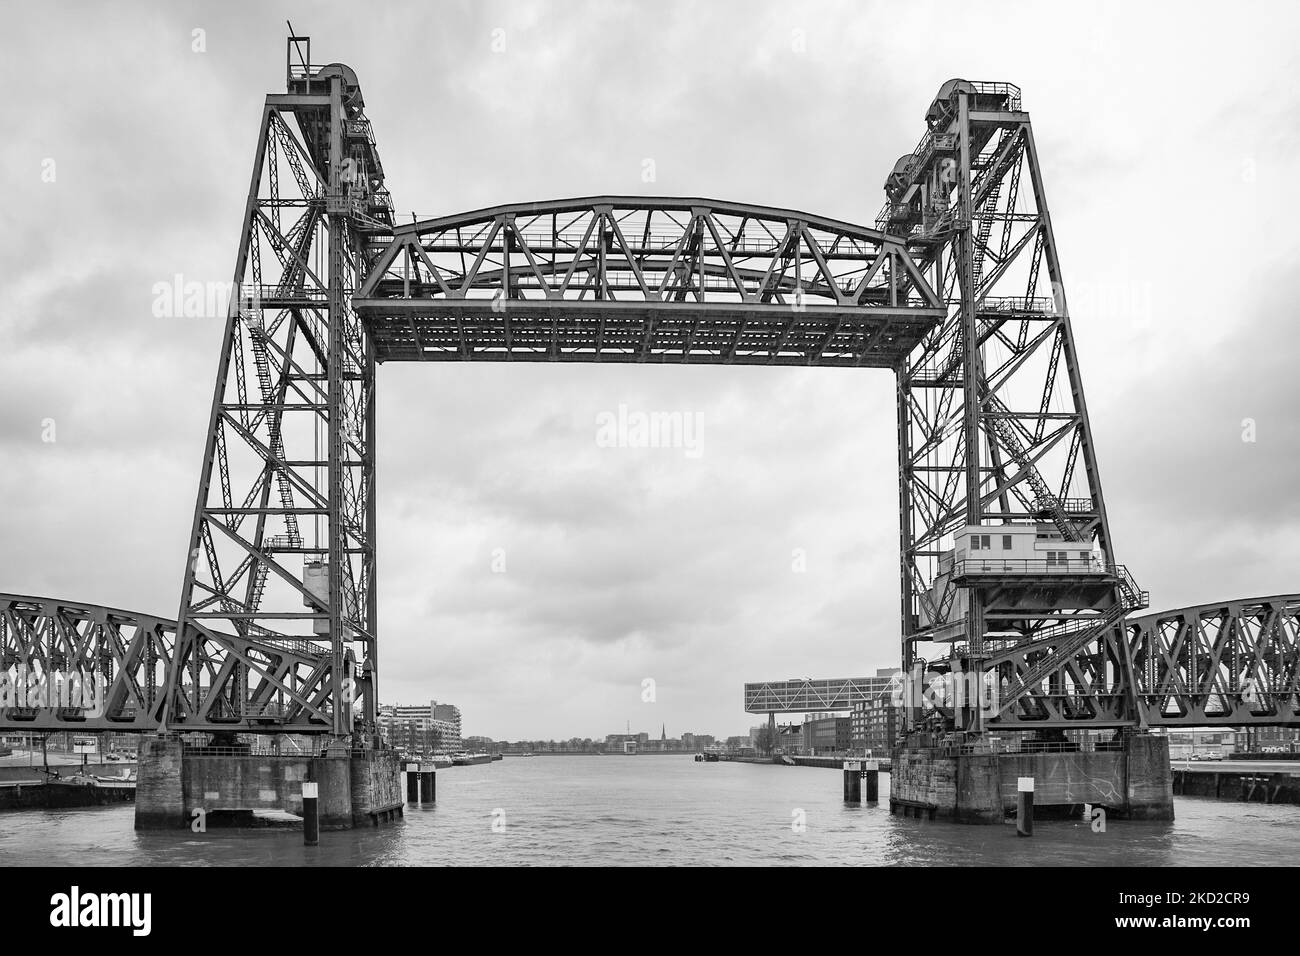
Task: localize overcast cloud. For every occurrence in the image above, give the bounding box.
[2,1,1297,740]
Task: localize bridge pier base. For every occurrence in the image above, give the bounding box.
[134,734,184,829]
[889,733,1174,824]
[134,735,404,831]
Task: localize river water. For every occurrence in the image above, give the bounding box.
[1,756,1295,866]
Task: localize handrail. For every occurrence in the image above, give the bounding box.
[981,296,1055,314]
[1032,496,1092,514]
[915,737,1119,756]
[239,283,329,303]
[969,81,1023,111]
[952,557,1113,576]
[182,746,336,758]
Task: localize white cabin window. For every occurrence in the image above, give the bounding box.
[1003,535,1013,550]
[970,534,991,551]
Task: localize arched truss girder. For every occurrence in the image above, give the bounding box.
[0,593,344,734]
[353,196,945,366]
[968,595,1300,730]
[1127,594,1300,727]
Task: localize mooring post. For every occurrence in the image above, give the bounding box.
[302,781,319,846]
[1017,776,1034,837]
[419,763,435,803]
[843,759,862,802]
[406,762,419,803]
[864,759,880,803]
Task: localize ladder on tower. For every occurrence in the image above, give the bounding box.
[242,311,304,616]
[970,180,1001,285]
[982,398,1077,541]
[932,176,1004,385]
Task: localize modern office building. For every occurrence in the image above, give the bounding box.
[431,702,463,749]
[378,700,463,752]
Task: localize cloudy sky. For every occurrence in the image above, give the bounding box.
[2,1,1298,741]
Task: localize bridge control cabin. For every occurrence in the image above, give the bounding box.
[919,524,1122,642]
[952,523,1103,575]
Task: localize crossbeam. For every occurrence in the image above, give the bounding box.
[354,197,944,365]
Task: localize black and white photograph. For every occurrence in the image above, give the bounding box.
[0,0,1296,925]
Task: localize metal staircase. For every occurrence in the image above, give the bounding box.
[982,397,1077,541]
[970,180,1001,284]
[993,568,1148,714]
[996,603,1124,712]
[241,311,303,620]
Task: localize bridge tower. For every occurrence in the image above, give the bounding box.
[889,81,1149,739]
[163,37,393,739]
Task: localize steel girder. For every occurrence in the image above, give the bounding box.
[1130,595,1300,727]
[167,50,393,736]
[891,81,1143,731]
[743,677,900,714]
[0,594,338,733]
[353,198,945,365]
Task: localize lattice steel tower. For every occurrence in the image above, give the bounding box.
[165,37,393,737]
[889,80,1147,736]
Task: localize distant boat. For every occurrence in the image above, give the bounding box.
[410,753,454,769]
[451,751,492,766]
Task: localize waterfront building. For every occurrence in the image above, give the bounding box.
[378,700,463,752]
[803,715,851,754]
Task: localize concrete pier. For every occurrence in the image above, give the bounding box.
[406,763,420,802]
[133,735,404,830]
[889,732,1174,824]
[842,760,861,802]
[418,765,436,803]
[864,760,880,802]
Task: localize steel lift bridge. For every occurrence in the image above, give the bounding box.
[2,41,1297,744]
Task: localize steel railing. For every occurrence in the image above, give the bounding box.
[1032,495,1092,513]
[952,557,1112,576]
[981,296,1056,314]
[239,283,329,305]
[969,81,1023,111]
[914,737,1121,757]
[181,746,336,758]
